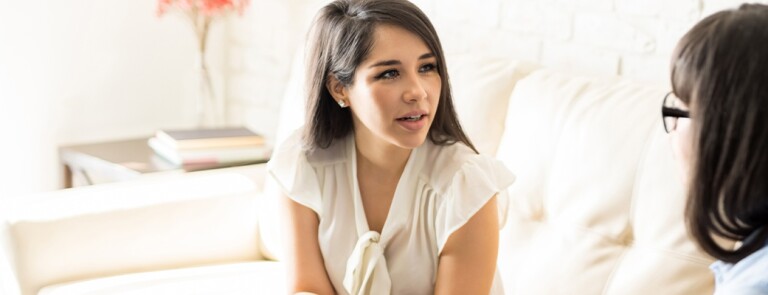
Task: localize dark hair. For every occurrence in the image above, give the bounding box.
[302,0,476,153]
[671,3,768,263]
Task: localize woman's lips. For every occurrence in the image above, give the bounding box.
[396,114,427,131]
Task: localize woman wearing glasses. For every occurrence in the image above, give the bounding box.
[663,3,768,294]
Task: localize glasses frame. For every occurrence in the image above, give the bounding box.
[662,92,690,133]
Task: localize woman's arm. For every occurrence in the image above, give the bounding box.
[281,193,336,295]
[434,196,499,295]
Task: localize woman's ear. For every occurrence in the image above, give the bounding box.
[326,75,348,105]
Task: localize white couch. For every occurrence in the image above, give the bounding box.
[0,54,715,294]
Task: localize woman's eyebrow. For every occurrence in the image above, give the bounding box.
[368,52,436,68]
[418,53,435,60]
[369,60,401,68]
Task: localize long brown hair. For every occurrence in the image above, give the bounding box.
[671,3,768,263]
[302,0,476,153]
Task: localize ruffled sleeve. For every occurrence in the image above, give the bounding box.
[266,128,323,215]
[434,155,516,253]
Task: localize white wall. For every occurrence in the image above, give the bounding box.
[1,0,764,195]
[0,0,227,195]
[0,2,57,197]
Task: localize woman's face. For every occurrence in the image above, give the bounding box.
[336,24,441,150]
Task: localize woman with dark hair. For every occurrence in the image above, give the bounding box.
[665,3,768,294]
[266,0,514,294]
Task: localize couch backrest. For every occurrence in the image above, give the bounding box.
[446,54,538,155]
[495,69,714,294]
[0,173,261,295]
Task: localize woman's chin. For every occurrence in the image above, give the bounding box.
[393,133,429,150]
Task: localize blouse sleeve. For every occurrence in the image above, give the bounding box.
[434,155,516,253]
[266,128,323,215]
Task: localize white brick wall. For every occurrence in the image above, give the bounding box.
[224,0,768,141]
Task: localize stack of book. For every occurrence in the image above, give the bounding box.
[148,127,271,167]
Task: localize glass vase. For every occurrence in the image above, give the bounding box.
[196,52,223,128]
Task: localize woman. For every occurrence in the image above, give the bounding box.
[665,3,768,294]
[266,0,514,294]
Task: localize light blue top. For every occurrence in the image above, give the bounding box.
[710,239,768,295]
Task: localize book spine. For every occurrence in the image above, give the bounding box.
[178,146,272,164]
[154,130,264,150]
[154,130,181,150]
[150,137,272,165]
[148,137,183,165]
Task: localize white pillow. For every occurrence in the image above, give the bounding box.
[494,69,714,294]
[447,54,538,155]
[273,48,307,146]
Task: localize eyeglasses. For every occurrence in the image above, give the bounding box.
[661,92,690,133]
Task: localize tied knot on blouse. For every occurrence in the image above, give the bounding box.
[343,231,391,295]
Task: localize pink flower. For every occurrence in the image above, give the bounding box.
[157,0,250,52]
[157,0,250,17]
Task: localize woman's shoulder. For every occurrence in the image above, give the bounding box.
[270,127,349,169]
[266,127,350,216]
[418,140,512,194]
[418,140,473,178]
[418,140,516,253]
[305,135,349,167]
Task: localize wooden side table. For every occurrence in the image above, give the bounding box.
[59,138,268,188]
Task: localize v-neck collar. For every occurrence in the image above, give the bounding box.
[347,134,419,243]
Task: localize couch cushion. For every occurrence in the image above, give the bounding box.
[447,54,537,156]
[38,261,284,295]
[495,69,714,294]
[2,173,261,295]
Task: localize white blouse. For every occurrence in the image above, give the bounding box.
[267,129,515,295]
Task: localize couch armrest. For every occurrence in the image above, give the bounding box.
[0,169,266,295]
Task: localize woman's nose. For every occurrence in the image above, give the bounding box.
[402,75,428,103]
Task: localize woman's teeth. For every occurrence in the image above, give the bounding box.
[398,115,422,121]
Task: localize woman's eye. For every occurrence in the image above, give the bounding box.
[376,69,399,80]
[419,63,437,73]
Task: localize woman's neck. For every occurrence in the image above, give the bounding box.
[354,132,411,178]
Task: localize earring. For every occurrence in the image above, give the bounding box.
[338,100,348,108]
